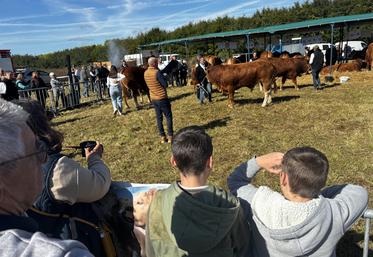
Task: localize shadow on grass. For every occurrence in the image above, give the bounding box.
[292,83,341,90]
[169,92,194,102]
[52,117,86,126]
[215,95,300,105]
[336,230,373,257]
[201,117,231,130]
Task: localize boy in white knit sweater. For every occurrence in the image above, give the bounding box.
[228,146,368,257]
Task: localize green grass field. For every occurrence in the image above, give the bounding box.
[53,71,373,256]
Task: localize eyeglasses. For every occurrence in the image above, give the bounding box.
[0,139,48,166]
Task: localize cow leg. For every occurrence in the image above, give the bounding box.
[133,96,140,110]
[267,91,272,105]
[139,90,144,104]
[124,94,131,109]
[272,79,278,94]
[262,91,271,107]
[121,87,131,109]
[259,82,263,92]
[292,77,299,90]
[280,77,286,91]
[228,87,235,108]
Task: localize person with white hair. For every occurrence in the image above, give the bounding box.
[144,57,174,143]
[49,72,63,114]
[0,99,93,257]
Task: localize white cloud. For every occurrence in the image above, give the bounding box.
[199,1,260,21]
[4,0,302,54]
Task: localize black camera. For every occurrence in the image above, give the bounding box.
[79,141,97,157]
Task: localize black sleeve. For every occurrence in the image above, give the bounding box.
[195,66,206,84]
[157,71,168,88]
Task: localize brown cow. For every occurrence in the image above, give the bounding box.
[321,59,363,74]
[225,57,240,65]
[365,43,373,71]
[120,64,150,109]
[258,57,310,90]
[206,62,277,108]
[190,56,220,91]
[205,55,223,66]
[260,51,273,58]
[280,52,290,59]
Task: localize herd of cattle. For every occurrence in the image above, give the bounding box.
[120,43,373,109]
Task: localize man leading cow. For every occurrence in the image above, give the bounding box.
[309,45,324,90]
[195,56,212,104]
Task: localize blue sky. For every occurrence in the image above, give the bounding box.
[1,0,303,55]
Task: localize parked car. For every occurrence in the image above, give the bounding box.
[16,68,51,85]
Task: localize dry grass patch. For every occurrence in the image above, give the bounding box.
[53,70,373,256]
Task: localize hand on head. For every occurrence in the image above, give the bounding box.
[256,152,284,174]
[85,141,103,159]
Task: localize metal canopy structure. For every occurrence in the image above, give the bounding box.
[141,12,373,47]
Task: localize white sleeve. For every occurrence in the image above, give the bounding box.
[118,73,126,80]
[309,53,315,64]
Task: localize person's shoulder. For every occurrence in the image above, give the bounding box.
[252,186,282,208]
[53,156,82,179]
[0,229,93,257]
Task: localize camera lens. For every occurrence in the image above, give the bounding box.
[79,141,97,157]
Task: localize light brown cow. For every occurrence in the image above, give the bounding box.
[260,51,273,58]
[321,59,363,74]
[258,57,310,90]
[225,57,240,65]
[206,62,277,108]
[365,43,373,71]
[205,55,223,66]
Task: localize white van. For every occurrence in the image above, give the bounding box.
[306,43,332,62]
[306,43,332,56]
[158,54,179,70]
[335,41,367,52]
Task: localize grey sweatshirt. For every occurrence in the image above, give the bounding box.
[227,158,368,257]
[0,229,93,257]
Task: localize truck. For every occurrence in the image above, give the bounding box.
[123,50,159,66]
[158,53,180,69]
[0,50,14,73]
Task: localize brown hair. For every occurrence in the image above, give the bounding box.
[282,146,329,198]
[171,126,212,176]
[108,65,118,78]
[12,100,64,153]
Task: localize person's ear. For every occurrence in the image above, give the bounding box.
[280,171,287,187]
[170,156,177,168]
[207,156,213,170]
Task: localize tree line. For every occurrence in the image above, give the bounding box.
[12,0,373,69]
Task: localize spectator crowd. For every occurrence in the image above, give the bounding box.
[0,96,369,257]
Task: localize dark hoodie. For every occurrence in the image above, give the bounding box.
[146,182,250,257]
